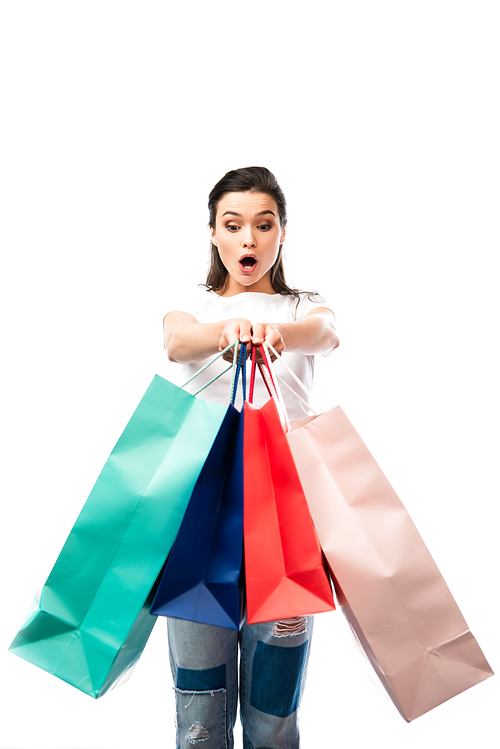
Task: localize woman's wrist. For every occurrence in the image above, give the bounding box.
[167,320,225,363]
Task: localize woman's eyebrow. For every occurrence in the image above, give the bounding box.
[221,210,276,218]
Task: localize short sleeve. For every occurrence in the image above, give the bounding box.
[294,291,334,320]
[293,291,336,358]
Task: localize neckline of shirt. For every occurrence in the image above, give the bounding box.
[206,290,298,300]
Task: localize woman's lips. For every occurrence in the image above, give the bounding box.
[238,254,258,274]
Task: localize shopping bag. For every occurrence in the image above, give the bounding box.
[243,347,335,624]
[287,404,494,721]
[151,345,246,629]
[9,353,233,698]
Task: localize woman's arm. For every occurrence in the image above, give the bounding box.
[256,308,340,356]
[164,312,255,363]
[164,307,339,364]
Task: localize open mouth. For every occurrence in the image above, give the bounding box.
[239,254,258,273]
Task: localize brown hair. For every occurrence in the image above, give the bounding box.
[205,166,300,297]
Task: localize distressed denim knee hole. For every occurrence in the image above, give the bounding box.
[174,688,227,748]
[271,617,307,638]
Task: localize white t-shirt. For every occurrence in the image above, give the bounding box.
[165,286,333,419]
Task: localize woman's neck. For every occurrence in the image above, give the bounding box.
[217,273,276,297]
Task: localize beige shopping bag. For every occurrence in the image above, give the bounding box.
[287,406,493,722]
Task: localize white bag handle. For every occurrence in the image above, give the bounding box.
[263,342,323,416]
[181,341,238,398]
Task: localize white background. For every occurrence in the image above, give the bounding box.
[1,1,498,747]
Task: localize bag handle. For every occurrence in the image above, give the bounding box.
[230,342,247,406]
[263,342,322,415]
[249,344,273,403]
[181,340,248,404]
[249,344,291,431]
[181,341,237,396]
[249,341,324,431]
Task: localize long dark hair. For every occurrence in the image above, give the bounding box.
[205,166,300,297]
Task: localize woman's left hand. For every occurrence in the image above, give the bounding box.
[251,323,285,362]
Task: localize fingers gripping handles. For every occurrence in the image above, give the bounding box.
[180,339,319,420]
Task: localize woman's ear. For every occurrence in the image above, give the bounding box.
[280,224,287,245]
[209,224,217,247]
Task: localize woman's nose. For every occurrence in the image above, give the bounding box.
[243,231,256,248]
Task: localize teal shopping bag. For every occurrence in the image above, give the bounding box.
[9,369,229,698]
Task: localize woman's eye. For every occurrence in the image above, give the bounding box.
[226,223,271,232]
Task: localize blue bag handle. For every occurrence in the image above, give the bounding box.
[230,342,247,406]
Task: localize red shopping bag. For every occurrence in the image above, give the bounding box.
[243,347,335,624]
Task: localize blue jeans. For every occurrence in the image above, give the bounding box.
[167,615,313,749]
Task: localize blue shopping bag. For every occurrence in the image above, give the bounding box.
[150,345,246,629]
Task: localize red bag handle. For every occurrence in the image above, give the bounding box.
[249,345,278,404]
[249,344,291,431]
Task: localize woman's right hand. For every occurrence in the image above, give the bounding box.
[219,318,253,362]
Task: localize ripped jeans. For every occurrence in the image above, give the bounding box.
[167,615,313,749]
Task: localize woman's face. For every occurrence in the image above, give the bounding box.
[210,191,286,296]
